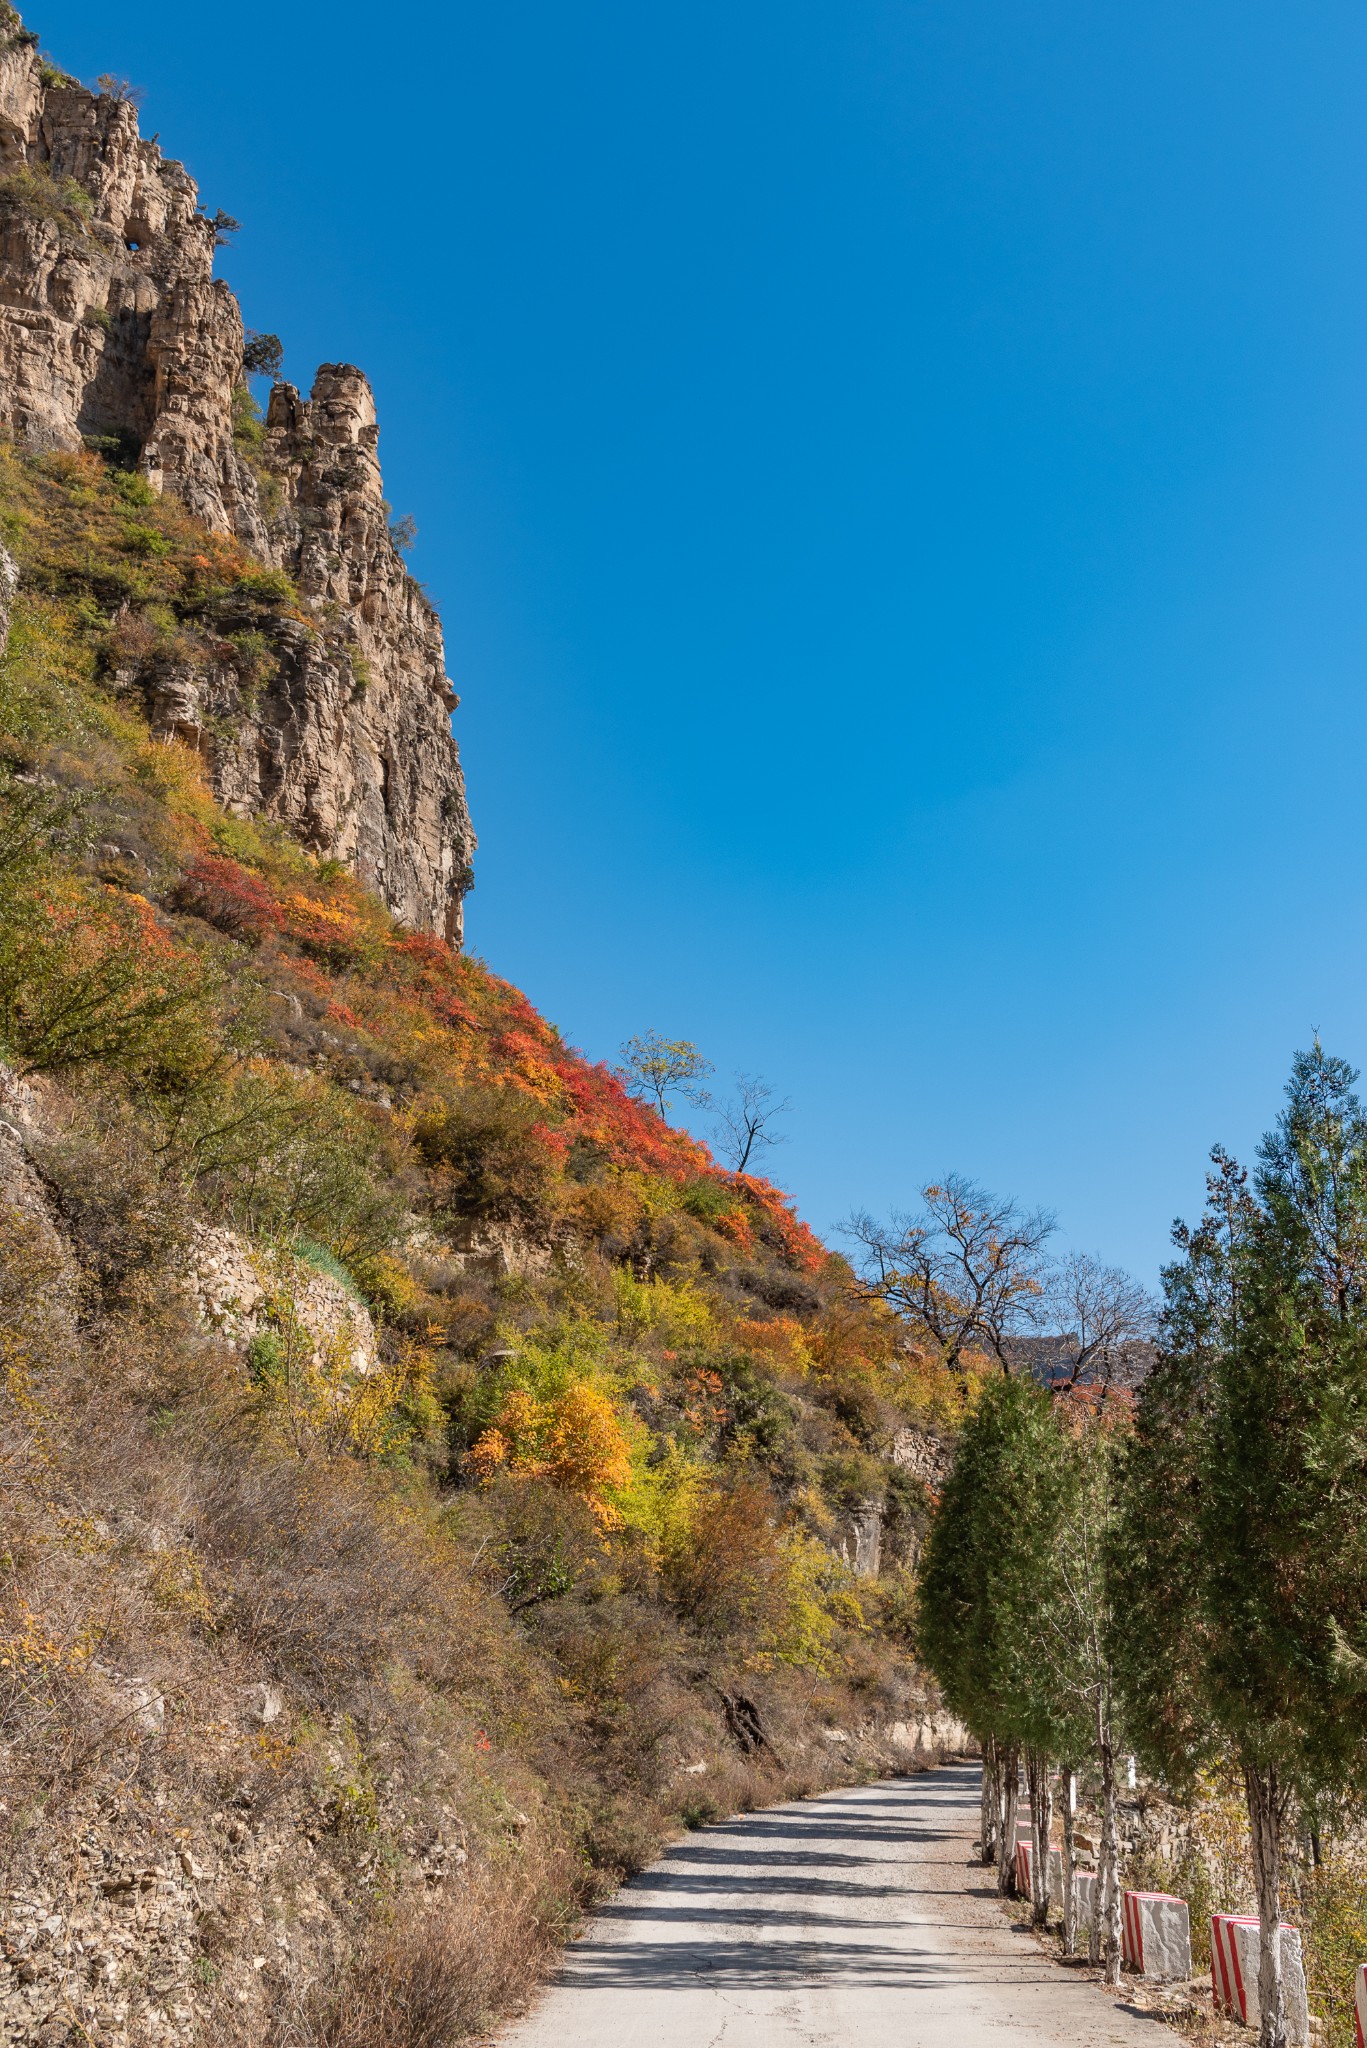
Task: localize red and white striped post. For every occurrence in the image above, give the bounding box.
[1120,1890,1190,1980]
[1210,1915,1308,2043]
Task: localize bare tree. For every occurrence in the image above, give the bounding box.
[1044,1252,1157,1396]
[844,1174,1056,1376]
[713,1073,791,1175]
[618,1032,714,1122]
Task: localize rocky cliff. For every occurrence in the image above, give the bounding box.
[0,10,473,938]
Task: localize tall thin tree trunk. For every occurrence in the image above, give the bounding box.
[1027,1748,1052,1928]
[997,1743,1020,1895]
[1245,1761,1287,2048]
[1098,1728,1122,1987]
[1088,1736,1102,1964]
[1061,1766,1078,1955]
[1088,1699,1122,1983]
[980,1733,1000,1866]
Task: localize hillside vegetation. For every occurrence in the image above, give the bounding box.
[0,443,964,2045]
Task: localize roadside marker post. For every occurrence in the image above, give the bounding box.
[1048,1850,1096,1926]
[1210,1915,1309,2044]
[1354,1962,1366,2048]
[1120,1890,1190,1980]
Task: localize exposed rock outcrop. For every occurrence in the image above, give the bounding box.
[890,1426,950,1486]
[0,539,17,655]
[185,1224,377,1377]
[837,1498,884,1577]
[0,42,260,541]
[0,18,473,938]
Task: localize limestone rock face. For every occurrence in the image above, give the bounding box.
[260,365,474,938]
[185,1223,378,1378]
[0,48,253,537]
[0,22,473,939]
[0,539,16,654]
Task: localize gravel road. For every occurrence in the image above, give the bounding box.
[496,1762,1165,2048]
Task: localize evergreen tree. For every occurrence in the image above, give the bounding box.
[1113,1050,1367,2048]
[918,1374,1074,1901]
[1039,1417,1126,1976]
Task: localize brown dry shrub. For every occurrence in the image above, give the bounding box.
[199,1455,429,1692]
[34,1097,193,1310]
[261,1850,579,2048]
[661,1473,792,1644]
[532,1597,684,1800]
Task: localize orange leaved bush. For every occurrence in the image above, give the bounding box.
[470,1385,634,1526]
[0,876,218,1081]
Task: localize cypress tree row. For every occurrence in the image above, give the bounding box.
[1112,1047,1367,2048]
[917,1376,1052,1892]
[917,1044,1367,2039]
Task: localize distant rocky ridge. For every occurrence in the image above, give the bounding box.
[0,16,473,938]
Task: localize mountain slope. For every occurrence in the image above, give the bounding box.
[0,13,966,2045]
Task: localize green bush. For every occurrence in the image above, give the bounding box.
[230,381,266,457]
[818,1450,886,1512]
[175,1068,406,1269]
[882,1461,930,1552]
[415,1085,560,1232]
[679,1177,735,1225]
[226,627,280,704]
[0,850,222,1088]
[81,427,142,472]
[231,566,297,607]
[113,471,156,508]
[346,645,371,697]
[0,593,101,749]
[710,1349,799,1461]
[245,1328,284,1386]
[121,523,172,559]
[0,163,92,230]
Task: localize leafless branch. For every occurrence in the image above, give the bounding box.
[843,1173,1056,1374]
[1042,1252,1158,1394]
[712,1073,792,1175]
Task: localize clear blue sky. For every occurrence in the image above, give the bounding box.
[41,0,1367,1284]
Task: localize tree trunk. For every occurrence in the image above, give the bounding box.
[980,1733,1000,1866]
[1027,1748,1052,1928]
[997,1743,1020,1895]
[1245,1761,1287,2048]
[1098,1729,1122,1987]
[1061,1767,1078,1956]
[1087,1741,1102,1964]
[1088,1699,1122,1983]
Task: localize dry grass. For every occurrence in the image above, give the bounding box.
[257,1853,580,2048]
[0,1112,920,2044]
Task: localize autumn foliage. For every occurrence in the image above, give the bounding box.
[470,1384,634,1525]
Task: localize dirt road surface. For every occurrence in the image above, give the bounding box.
[496,1763,1164,2048]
